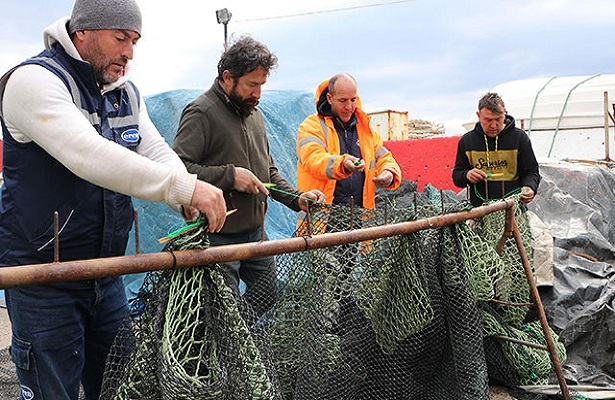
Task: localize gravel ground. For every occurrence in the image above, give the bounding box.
[0,306,18,400]
[0,307,9,350]
[490,385,520,399]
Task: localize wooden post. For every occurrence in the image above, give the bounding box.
[495,205,571,399]
[133,208,141,255]
[54,211,60,263]
[511,211,571,400]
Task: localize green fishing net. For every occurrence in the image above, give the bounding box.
[99,194,565,400]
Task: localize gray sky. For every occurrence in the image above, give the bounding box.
[2,0,614,134]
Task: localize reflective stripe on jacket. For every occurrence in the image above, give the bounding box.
[0,43,140,265]
[296,79,402,209]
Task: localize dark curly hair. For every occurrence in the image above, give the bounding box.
[217,36,278,80]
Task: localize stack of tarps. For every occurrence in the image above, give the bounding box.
[123,89,315,295]
[528,160,615,390]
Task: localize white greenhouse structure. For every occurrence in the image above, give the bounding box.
[464,74,615,162]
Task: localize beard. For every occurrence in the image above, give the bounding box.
[93,62,123,86]
[84,34,127,86]
[229,83,259,118]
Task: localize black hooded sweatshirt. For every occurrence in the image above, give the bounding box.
[452,114,541,207]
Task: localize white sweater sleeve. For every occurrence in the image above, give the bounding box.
[2,64,196,207]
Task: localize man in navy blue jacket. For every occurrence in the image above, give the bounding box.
[0,0,226,398]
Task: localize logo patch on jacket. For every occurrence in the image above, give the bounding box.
[21,385,34,399]
[121,129,140,143]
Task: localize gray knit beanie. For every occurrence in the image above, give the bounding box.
[68,0,142,35]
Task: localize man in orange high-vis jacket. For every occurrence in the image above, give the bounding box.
[297,73,401,210]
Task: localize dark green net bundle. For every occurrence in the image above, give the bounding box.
[99,194,565,400]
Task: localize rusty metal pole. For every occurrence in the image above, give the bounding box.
[501,180,505,201]
[260,202,266,242]
[384,197,388,225]
[605,91,611,161]
[0,200,514,290]
[495,204,570,398]
[133,208,141,255]
[306,204,313,236]
[495,205,515,255]
[54,211,60,263]
[510,212,571,400]
[349,196,355,230]
[440,189,444,215]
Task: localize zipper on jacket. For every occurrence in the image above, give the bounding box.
[241,119,251,168]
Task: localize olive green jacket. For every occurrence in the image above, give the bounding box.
[173,80,301,234]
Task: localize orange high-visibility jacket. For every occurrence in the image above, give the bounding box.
[296,79,402,209]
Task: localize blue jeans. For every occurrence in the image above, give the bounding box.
[5,277,128,400]
[209,228,277,318]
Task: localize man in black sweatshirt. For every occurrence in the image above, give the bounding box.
[452,92,540,207]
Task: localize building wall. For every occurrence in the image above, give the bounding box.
[385,136,460,192]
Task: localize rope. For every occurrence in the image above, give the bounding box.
[158,216,205,244]
[482,133,499,167]
[268,185,321,204]
[473,185,521,204]
[472,134,513,204]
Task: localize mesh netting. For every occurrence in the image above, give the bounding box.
[95,194,566,400]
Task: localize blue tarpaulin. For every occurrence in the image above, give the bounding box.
[122,89,315,297]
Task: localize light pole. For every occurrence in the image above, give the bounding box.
[215,8,232,49]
